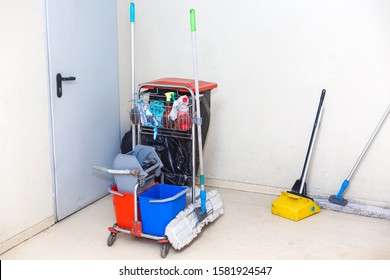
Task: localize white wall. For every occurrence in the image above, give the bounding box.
[0,0,54,252]
[0,0,388,254]
[117,0,390,206]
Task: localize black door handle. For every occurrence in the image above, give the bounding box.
[56,73,76,98]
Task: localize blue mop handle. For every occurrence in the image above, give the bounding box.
[200,176,206,212]
[336,179,350,198]
[200,191,207,212]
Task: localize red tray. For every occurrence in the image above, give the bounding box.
[141,77,218,93]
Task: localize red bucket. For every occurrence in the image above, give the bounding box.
[110,185,140,229]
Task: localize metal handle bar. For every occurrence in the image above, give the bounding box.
[107,184,124,197]
[92,165,140,176]
[347,104,390,180]
[149,187,189,204]
[299,104,324,194]
[142,161,161,176]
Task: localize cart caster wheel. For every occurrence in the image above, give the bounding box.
[107,232,117,247]
[160,243,169,258]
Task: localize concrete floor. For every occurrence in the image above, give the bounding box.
[1,187,390,260]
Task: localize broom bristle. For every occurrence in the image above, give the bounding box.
[165,190,223,250]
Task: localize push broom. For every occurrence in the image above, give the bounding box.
[272,89,326,221]
[328,104,390,206]
[165,9,223,250]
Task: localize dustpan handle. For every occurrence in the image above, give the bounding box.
[299,89,326,193]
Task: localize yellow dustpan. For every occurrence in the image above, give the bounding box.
[272,90,325,221]
[272,191,320,221]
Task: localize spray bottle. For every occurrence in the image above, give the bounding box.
[162,92,175,128]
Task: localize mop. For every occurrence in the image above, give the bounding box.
[328,105,390,206]
[315,104,390,219]
[128,2,139,149]
[165,9,223,250]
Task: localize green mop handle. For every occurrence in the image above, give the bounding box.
[190,9,206,213]
[190,9,196,31]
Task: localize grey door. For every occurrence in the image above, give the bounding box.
[46,0,120,220]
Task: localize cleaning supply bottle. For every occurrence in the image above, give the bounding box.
[176,96,192,130]
[168,96,180,126]
[138,98,148,125]
[162,92,175,128]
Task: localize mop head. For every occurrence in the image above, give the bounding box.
[315,197,390,220]
[165,189,223,250]
[328,194,348,206]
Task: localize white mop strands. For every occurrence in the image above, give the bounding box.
[315,197,390,220]
[165,190,224,250]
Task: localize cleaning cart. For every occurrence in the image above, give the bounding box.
[94,4,222,257]
[125,8,223,250]
[93,78,218,258]
[134,77,223,251]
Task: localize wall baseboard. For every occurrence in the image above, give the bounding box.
[205,178,285,196]
[205,177,389,208]
[0,216,55,255]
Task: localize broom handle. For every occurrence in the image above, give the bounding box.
[346,104,390,180]
[299,90,326,194]
[130,2,136,149]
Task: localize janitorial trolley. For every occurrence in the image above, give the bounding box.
[133,77,223,251]
[93,78,218,258]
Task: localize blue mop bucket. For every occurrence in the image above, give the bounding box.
[138,184,188,236]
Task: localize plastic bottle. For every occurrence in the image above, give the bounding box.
[138,99,148,125]
[162,92,175,128]
[176,96,192,130]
